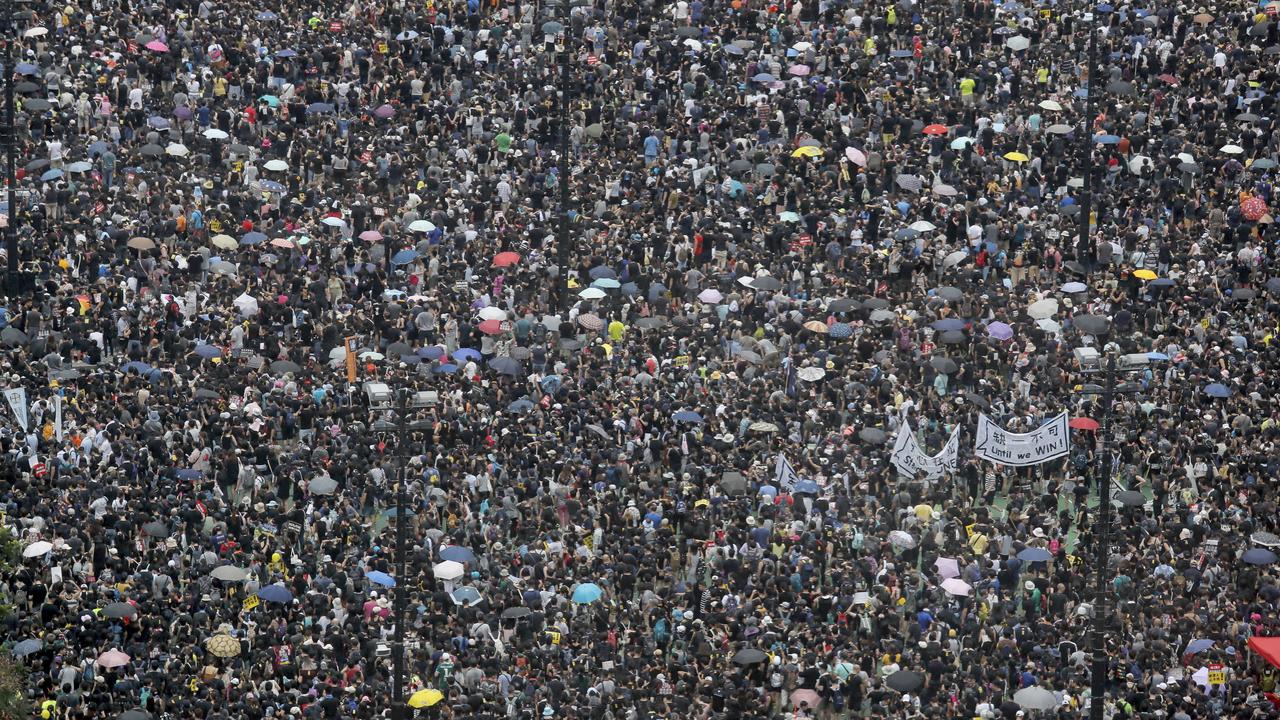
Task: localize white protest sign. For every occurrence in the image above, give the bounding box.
[974,412,1070,467]
[890,424,962,480]
[3,387,27,432]
[775,454,801,492]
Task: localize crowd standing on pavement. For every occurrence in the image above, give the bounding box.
[3,0,1280,717]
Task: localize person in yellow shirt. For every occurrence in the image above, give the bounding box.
[607,319,624,342]
[959,77,976,107]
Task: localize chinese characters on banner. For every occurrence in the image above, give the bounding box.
[974,412,1071,467]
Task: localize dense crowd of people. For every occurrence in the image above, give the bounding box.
[2,0,1280,717]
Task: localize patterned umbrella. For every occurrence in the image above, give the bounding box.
[1242,195,1269,221]
[205,634,241,658]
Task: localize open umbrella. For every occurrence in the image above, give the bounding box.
[434,561,465,580]
[886,671,924,692]
[732,648,769,665]
[1069,417,1100,431]
[141,521,169,538]
[571,583,604,604]
[1185,639,1215,655]
[365,570,396,587]
[96,649,131,668]
[258,584,293,603]
[1018,547,1053,562]
[941,578,972,596]
[986,321,1013,340]
[1013,687,1058,711]
[408,689,445,708]
[1204,383,1231,398]
[309,475,338,495]
[22,540,52,558]
[102,602,137,619]
[11,639,41,657]
[205,635,241,658]
[440,546,477,563]
[1244,548,1278,565]
[210,565,249,581]
[888,530,916,548]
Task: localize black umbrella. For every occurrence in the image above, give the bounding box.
[500,606,531,619]
[859,427,888,444]
[862,297,890,310]
[1267,277,1280,295]
[1233,287,1256,301]
[728,159,752,173]
[1064,261,1087,275]
[269,360,302,374]
[885,670,924,692]
[1114,490,1146,507]
[935,286,963,302]
[963,392,990,409]
[731,648,769,665]
[142,521,169,538]
[930,357,958,374]
[939,330,967,344]
[750,276,782,292]
[1073,314,1111,335]
[827,298,861,313]
[0,327,27,346]
[720,471,748,495]
[102,602,138,619]
[24,98,51,111]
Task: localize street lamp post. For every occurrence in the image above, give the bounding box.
[2,0,17,294]
[1077,6,1100,270]
[556,37,571,312]
[373,388,435,720]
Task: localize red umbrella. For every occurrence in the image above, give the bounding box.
[492,251,521,267]
[477,319,504,335]
[1069,417,1100,431]
[1157,74,1179,85]
[1242,195,1269,222]
[922,123,948,136]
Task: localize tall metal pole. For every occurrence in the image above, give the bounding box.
[556,43,571,313]
[1089,354,1116,720]
[1077,8,1099,272]
[3,10,16,294]
[391,391,409,720]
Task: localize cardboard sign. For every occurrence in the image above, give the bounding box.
[242,594,260,611]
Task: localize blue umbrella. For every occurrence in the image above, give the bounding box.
[620,282,639,296]
[591,278,621,289]
[194,345,223,359]
[793,479,821,494]
[173,469,203,481]
[257,584,293,603]
[256,10,277,19]
[540,375,562,393]
[1093,134,1120,144]
[673,410,703,423]
[571,583,604,604]
[507,399,535,413]
[40,168,63,181]
[1150,278,1175,287]
[828,322,853,338]
[489,357,521,375]
[1204,383,1231,398]
[889,49,914,57]
[11,638,42,657]
[1017,547,1053,562]
[931,318,967,331]
[391,249,419,265]
[440,546,477,563]
[1185,639,1215,655]
[258,180,286,193]
[241,231,267,245]
[453,348,481,363]
[66,161,92,173]
[147,116,170,129]
[451,586,483,606]
[365,570,396,587]
[751,73,776,82]
[588,265,616,280]
[275,49,298,58]
[434,363,459,374]
[306,102,334,114]
[1146,352,1169,361]
[14,62,37,75]
[121,361,152,374]
[419,346,446,360]
[1243,548,1278,565]
[382,507,417,518]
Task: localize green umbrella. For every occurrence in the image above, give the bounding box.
[495,132,513,153]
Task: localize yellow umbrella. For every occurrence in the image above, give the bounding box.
[1133,269,1157,281]
[1003,151,1030,162]
[791,146,823,158]
[408,689,444,708]
[205,634,241,658]
[803,320,829,334]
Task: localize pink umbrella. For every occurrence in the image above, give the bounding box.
[845,147,866,167]
[358,229,383,242]
[145,40,168,52]
[934,557,960,579]
[477,319,503,335]
[270,238,295,249]
[787,64,811,76]
[791,689,821,710]
[96,649,131,668]
[941,578,972,596]
[373,104,395,119]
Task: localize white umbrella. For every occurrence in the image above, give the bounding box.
[1128,155,1152,174]
[1027,298,1059,319]
[941,578,972,596]
[22,540,52,558]
[888,530,916,549]
[1013,687,1059,711]
[1036,318,1062,333]
[578,287,606,300]
[408,219,436,233]
[697,288,723,304]
[908,220,936,232]
[23,26,47,37]
[477,307,508,321]
[165,143,189,157]
[1220,144,1245,154]
[797,366,825,382]
[202,128,229,140]
[1175,152,1196,164]
[320,216,346,227]
[1038,99,1063,111]
[233,293,260,317]
[433,560,465,580]
[943,250,968,268]
[1006,35,1031,50]
[263,159,288,172]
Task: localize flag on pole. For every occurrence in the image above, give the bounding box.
[775,454,800,491]
[3,388,27,432]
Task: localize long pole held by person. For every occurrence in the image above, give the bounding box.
[557,42,571,313]
[2,1,16,295]
[391,390,410,720]
[1077,5,1099,279]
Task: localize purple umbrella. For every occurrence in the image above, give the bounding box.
[987,321,1014,341]
[373,104,395,119]
[173,106,193,120]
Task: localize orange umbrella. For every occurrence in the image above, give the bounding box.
[922,124,948,136]
[1068,417,1099,431]
[492,251,521,267]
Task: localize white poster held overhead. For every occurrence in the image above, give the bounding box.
[3,387,27,432]
[775,454,801,491]
[53,394,63,442]
[974,412,1070,467]
[890,424,962,479]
